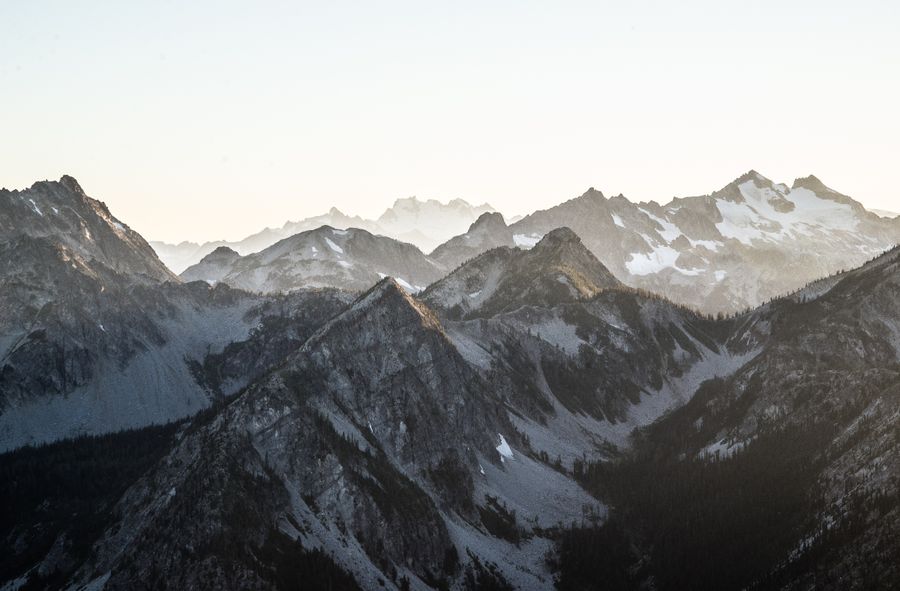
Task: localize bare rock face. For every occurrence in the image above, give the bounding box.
[423,230,739,459]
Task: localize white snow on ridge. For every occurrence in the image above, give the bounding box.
[337,260,352,268]
[700,437,749,459]
[496,434,514,460]
[715,181,858,245]
[28,199,43,216]
[331,228,348,236]
[640,208,682,242]
[323,237,343,254]
[611,213,626,228]
[513,233,542,249]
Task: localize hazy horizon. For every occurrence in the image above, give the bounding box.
[3,0,898,243]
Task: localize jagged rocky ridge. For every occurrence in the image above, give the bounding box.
[0,176,175,283]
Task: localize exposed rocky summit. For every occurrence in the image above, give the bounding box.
[429,211,516,271]
[0,176,175,282]
[179,246,241,284]
[423,226,621,319]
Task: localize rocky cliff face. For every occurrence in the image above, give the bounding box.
[422,232,743,464]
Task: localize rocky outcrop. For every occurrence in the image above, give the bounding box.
[180,246,241,284]
[423,226,622,319]
[429,211,515,271]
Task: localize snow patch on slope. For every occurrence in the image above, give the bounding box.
[323,237,344,254]
[626,245,702,276]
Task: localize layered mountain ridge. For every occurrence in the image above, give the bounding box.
[152,197,495,273]
[152,170,898,315]
[1,174,898,590]
[182,226,444,294]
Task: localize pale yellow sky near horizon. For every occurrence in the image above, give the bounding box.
[2,1,898,243]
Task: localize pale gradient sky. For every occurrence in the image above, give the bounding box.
[2,0,898,243]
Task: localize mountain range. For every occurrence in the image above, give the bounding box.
[0,174,897,590]
[500,171,899,313]
[156,171,900,315]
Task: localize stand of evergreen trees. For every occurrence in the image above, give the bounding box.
[552,419,899,591]
[0,423,182,589]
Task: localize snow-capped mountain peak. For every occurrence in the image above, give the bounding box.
[506,171,899,313]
